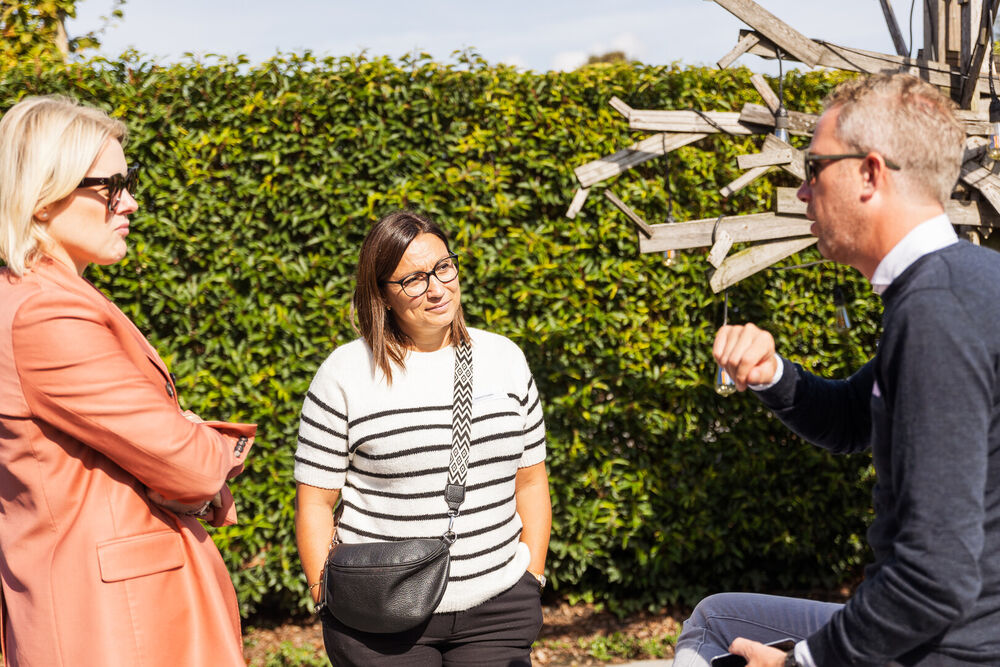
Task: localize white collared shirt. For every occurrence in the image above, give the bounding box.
[869,213,958,294]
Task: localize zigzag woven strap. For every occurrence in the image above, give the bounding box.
[444,341,473,512]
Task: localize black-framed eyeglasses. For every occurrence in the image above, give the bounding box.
[77,165,140,213]
[381,253,459,297]
[803,153,900,183]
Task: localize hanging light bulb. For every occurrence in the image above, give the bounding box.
[772,47,790,144]
[714,289,736,396]
[715,364,736,396]
[662,156,677,267]
[773,105,790,144]
[989,96,1000,161]
[987,7,1000,161]
[833,284,851,332]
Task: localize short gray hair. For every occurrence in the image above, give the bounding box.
[826,73,964,205]
[0,95,126,276]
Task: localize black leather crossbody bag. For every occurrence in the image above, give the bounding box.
[320,342,473,634]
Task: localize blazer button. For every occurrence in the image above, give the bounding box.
[166,382,175,398]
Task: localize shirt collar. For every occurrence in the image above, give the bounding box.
[869,214,957,295]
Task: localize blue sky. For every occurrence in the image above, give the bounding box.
[69,1,915,75]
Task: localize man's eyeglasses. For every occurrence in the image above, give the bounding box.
[77,165,139,213]
[803,153,900,183]
[382,254,459,297]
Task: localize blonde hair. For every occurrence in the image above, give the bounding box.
[0,95,127,276]
[826,73,964,205]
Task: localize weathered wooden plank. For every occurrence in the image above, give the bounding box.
[742,30,985,91]
[749,73,781,114]
[957,109,989,122]
[960,159,1000,214]
[628,109,758,135]
[948,0,962,55]
[946,198,996,227]
[959,0,1000,108]
[960,0,979,72]
[711,0,823,66]
[956,110,992,134]
[718,31,761,69]
[720,164,772,198]
[565,187,589,219]
[775,186,994,226]
[776,187,806,215]
[728,136,804,195]
[609,96,632,120]
[603,190,653,238]
[760,134,807,180]
[574,133,707,188]
[737,147,793,170]
[638,212,813,253]
[964,135,988,162]
[709,236,818,293]
[878,0,909,57]
[924,0,946,63]
[707,229,735,268]
[739,102,817,136]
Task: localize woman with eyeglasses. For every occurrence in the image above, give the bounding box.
[294,210,552,665]
[0,95,255,666]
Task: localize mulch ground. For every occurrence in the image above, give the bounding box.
[243,602,684,666]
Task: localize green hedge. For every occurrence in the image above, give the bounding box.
[1,53,875,617]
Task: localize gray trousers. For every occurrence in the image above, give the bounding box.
[673,593,843,667]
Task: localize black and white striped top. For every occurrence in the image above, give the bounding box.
[293,328,546,612]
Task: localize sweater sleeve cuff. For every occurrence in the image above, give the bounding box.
[748,355,785,391]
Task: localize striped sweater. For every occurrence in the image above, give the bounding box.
[294,328,547,613]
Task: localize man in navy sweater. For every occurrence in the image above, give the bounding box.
[673,74,1000,667]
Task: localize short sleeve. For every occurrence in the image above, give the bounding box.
[293,357,350,489]
[518,357,546,468]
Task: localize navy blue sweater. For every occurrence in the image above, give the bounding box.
[757,242,1000,666]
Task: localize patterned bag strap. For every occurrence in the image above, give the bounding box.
[443,341,473,542]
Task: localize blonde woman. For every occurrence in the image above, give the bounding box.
[0,95,256,666]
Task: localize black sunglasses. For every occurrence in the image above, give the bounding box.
[803,153,900,183]
[77,165,140,212]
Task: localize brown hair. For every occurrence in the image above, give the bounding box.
[825,73,964,205]
[351,210,470,383]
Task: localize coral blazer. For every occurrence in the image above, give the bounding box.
[0,258,256,666]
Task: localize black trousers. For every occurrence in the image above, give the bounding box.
[322,570,544,666]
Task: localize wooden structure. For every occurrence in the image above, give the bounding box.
[567,0,1000,292]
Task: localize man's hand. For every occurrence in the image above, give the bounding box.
[713,323,780,391]
[728,638,787,667]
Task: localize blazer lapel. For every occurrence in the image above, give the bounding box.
[37,260,178,403]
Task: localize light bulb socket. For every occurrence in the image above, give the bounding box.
[774,106,789,131]
[990,96,1000,124]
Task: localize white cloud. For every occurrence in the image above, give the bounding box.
[609,32,644,60]
[552,50,588,72]
[500,54,528,71]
